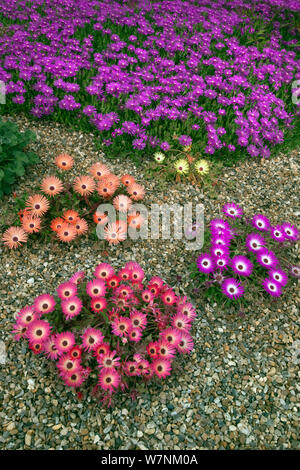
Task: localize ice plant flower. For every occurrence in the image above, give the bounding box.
[194,160,209,175]
[256,249,279,269]
[154,152,165,163]
[81,328,104,352]
[2,227,28,249]
[231,255,253,277]
[151,358,172,379]
[34,294,56,315]
[26,194,50,217]
[223,203,243,219]
[22,215,42,234]
[98,368,120,391]
[251,214,271,231]
[127,183,145,201]
[86,279,106,298]
[12,261,196,399]
[245,233,266,253]
[197,253,215,274]
[262,278,282,297]
[73,175,95,196]
[55,154,74,171]
[174,159,189,175]
[27,320,51,343]
[41,176,64,197]
[221,278,244,299]
[89,163,110,180]
[61,296,83,320]
[281,223,299,241]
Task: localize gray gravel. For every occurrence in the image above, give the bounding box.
[0,114,299,450]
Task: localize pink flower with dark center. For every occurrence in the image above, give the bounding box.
[57,281,77,300]
[81,328,104,351]
[151,358,172,379]
[86,279,106,298]
[98,368,120,391]
[34,294,56,315]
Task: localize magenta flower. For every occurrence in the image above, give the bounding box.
[269,268,288,287]
[262,278,282,297]
[256,249,279,270]
[222,202,243,219]
[231,255,253,277]
[221,278,244,299]
[251,214,271,231]
[270,225,286,243]
[281,223,299,241]
[245,233,266,253]
[197,253,215,274]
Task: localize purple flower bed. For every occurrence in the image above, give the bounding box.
[0,0,299,162]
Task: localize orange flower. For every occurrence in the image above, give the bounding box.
[56,223,77,243]
[18,208,31,223]
[127,183,145,201]
[73,175,95,196]
[74,218,88,236]
[50,217,64,232]
[93,212,109,225]
[22,215,42,233]
[2,226,28,249]
[97,178,115,198]
[89,163,110,180]
[26,194,50,217]
[104,222,127,245]
[54,153,74,170]
[105,174,120,191]
[121,174,135,186]
[63,210,79,224]
[41,176,64,197]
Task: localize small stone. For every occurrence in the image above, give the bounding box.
[25,433,32,447]
[27,278,34,285]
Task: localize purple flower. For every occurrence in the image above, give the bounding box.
[251,214,271,231]
[245,233,266,253]
[160,141,170,151]
[270,225,286,243]
[231,255,253,277]
[178,135,192,146]
[281,223,299,241]
[256,249,279,270]
[269,268,288,287]
[222,202,243,219]
[262,278,282,297]
[221,278,244,299]
[197,254,215,274]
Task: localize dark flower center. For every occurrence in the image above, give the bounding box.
[36,329,43,336]
[13,236,19,242]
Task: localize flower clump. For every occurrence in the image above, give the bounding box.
[192,203,299,307]
[1,154,145,249]
[12,261,197,404]
[0,0,299,163]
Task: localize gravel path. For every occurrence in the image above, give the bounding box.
[0,115,299,450]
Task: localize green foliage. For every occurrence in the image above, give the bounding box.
[0,118,39,198]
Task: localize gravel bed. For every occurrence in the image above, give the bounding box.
[0,114,299,450]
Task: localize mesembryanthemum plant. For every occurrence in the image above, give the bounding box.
[12,261,197,406]
[1,154,145,249]
[190,203,299,311]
